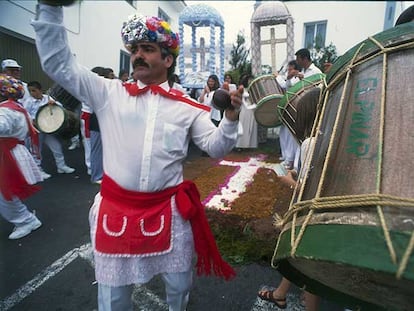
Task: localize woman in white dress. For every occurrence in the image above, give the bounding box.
[198,74,222,127]
[236,74,258,150]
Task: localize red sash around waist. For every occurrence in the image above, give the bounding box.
[0,100,41,201]
[0,138,41,201]
[95,175,173,257]
[96,174,236,280]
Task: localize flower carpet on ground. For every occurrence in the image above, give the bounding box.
[183,146,293,264]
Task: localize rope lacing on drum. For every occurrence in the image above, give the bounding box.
[272,38,414,279]
[279,194,414,223]
[280,45,361,259]
[325,38,414,92]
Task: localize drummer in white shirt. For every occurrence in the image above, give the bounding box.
[275,60,302,169]
[24,81,75,178]
[283,49,322,170]
[294,48,322,79]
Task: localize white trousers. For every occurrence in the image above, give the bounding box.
[35,133,66,169]
[90,130,103,182]
[0,192,37,226]
[98,270,193,311]
[80,118,91,172]
[279,125,299,162]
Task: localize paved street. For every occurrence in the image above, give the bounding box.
[0,140,344,311]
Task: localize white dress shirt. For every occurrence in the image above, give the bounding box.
[32,4,239,286]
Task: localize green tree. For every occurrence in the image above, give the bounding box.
[309,42,339,71]
[229,31,251,83]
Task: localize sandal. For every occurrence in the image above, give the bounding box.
[257,289,287,309]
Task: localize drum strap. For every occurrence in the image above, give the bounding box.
[123,82,211,112]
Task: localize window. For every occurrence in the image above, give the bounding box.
[304,21,327,49]
[383,1,396,30]
[124,0,136,8]
[158,8,170,23]
[119,50,130,76]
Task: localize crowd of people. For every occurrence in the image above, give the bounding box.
[2,2,412,311]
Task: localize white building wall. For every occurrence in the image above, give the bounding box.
[0,0,184,75]
[257,1,414,71]
[285,1,385,55]
[0,1,38,38]
[63,1,135,72]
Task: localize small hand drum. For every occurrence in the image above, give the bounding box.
[248,74,285,127]
[35,104,79,139]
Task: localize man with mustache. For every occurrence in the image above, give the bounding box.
[32,3,242,311]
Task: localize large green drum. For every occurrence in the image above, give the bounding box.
[277,73,326,144]
[272,22,414,311]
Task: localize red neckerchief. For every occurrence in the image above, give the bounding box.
[123,82,210,112]
[0,100,41,200]
[97,174,236,281]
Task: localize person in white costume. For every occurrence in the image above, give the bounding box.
[1,59,31,104]
[235,73,258,150]
[33,3,243,311]
[0,74,43,240]
[275,60,302,169]
[295,48,323,80]
[24,80,75,176]
[198,74,222,127]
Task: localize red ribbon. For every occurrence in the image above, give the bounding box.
[123,82,210,112]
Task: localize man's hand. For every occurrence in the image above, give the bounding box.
[278,170,297,189]
[224,85,243,121]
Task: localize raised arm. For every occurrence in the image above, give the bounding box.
[31,3,108,111]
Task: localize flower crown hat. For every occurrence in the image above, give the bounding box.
[0,74,25,100]
[121,15,179,57]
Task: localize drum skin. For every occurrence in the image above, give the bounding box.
[247,74,285,127]
[35,104,79,139]
[272,23,414,311]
